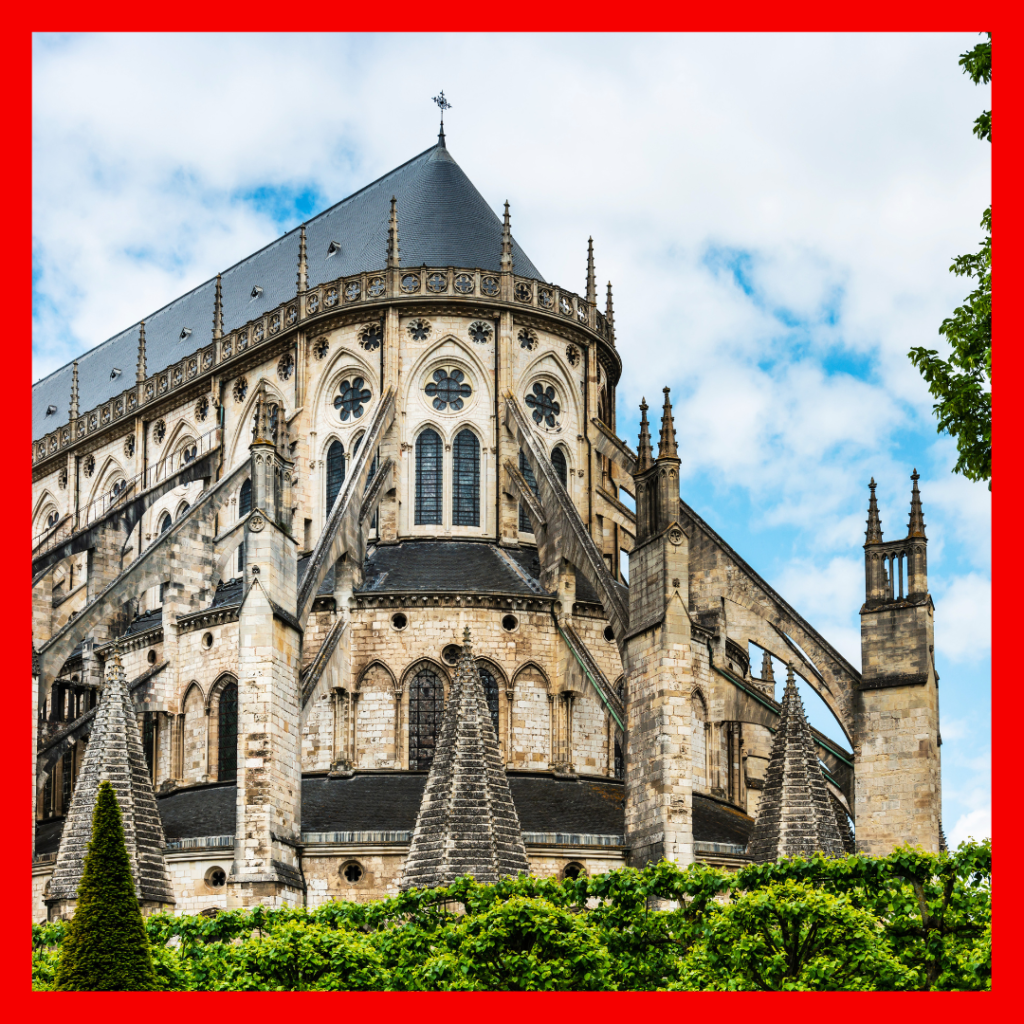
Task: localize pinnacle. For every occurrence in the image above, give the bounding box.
[657,387,678,460]
[635,398,654,474]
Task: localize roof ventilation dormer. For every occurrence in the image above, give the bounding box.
[250,285,263,299]
[326,241,341,257]
[179,327,192,341]
[110,367,122,380]
[45,404,58,416]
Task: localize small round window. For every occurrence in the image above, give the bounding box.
[442,644,461,666]
[563,862,586,880]
[426,369,471,412]
[147,649,157,665]
[202,632,214,649]
[525,382,561,428]
[335,377,372,421]
[392,612,408,631]
[501,614,518,633]
[205,866,227,888]
[343,861,364,884]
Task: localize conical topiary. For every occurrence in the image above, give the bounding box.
[54,781,157,991]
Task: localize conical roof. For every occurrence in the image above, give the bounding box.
[747,666,845,862]
[401,629,531,889]
[33,139,544,441]
[47,645,174,905]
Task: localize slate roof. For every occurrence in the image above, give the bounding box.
[33,139,544,441]
[357,541,553,597]
[36,774,754,853]
[121,608,163,637]
[210,576,245,608]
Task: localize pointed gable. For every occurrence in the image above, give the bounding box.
[401,628,531,889]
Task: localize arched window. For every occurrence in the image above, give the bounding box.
[551,446,568,487]
[518,449,538,533]
[237,479,252,573]
[478,666,500,738]
[218,681,238,782]
[326,440,346,514]
[415,429,443,526]
[452,429,480,527]
[159,512,172,534]
[409,668,444,769]
[614,737,624,779]
[176,501,190,520]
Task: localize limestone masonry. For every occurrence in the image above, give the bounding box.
[31,129,943,918]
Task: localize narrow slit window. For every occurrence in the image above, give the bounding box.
[518,449,539,533]
[326,440,346,513]
[478,666,500,738]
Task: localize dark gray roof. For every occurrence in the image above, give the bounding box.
[33,140,544,442]
[210,576,245,608]
[356,541,553,597]
[121,608,163,637]
[36,776,754,854]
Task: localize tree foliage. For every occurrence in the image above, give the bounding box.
[33,841,990,992]
[51,780,157,991]
[909,32,991,487]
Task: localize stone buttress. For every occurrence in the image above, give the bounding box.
[855,472,942,854]
[46,643,174,919]
[623,391,698,868]
[747,665,845,862]
[228,386,304,907]
[401,627,531,889]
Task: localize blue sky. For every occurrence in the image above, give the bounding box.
[32,32,990,847]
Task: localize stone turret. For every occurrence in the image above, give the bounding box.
[401,628,530,889]
[747,665,845,862]
[46,643,174,919]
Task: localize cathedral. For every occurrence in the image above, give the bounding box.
[31,124,944,919]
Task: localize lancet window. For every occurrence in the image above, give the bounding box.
[415,429,443,525]
[478,665,500,738]
[218,681,238,782]
[409,668,444,770]
[552,445,568,487]
[452,429,480,527]
[518,449,539,533]
[326,440,346,513]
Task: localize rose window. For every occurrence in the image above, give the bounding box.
[469,321,493,344]
[426,368,472,412]
[538,288,553,308]
[335,377,372,421]
[345,281,361,301]
[313,338,329,360]
[515,282,532,302]
[196,397,209,422]
[360,323,383,351]
[233,378,248,403]
[566,344,580,367]
[426,272,446,293]
[278,353,295,381]
[307,293,320,314]
[518,328,537,350]
[407,319,431,341]
[454,273,474,293]
[559,295,572,316]
[324,287,338,307]
[526,382,561,427]
[367,277,385,297]
[481,276,499,296]
[401,274,420,293]
[253,323,264,343]
[270,313,281,335]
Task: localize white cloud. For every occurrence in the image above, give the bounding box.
[949,806,991,849]
[933,573,991,662]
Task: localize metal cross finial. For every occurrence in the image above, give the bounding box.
[432,91,452,123]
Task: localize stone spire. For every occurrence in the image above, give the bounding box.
[501,201,513,274]
[47,643,174,913]
[635,398,654,474]
[586,237,597,305]
[657,387,678,459]
[69,360,79,420]
[401,627,531,890]
[760,649,775,686]
[605,281,616,344]
[865,477,883,544]
[136,321,147,384]
[251,383,274,446]
[746,665,845,863]
[908,469,926,539]
[297,224,308,294]
[213,275,223,340]
[387,197,400,268]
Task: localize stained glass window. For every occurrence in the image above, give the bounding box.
[326,440,346,513]
[218,681,238,782]
[452,429,480,527]
[415,429,443,525]
[518,449,538,533]
[159,512,172,534]
[409,668,444,769]
[335,378,371,421]
[142,712,156,779]
[237,478,251,572]
[425,368,471,411]
[478,666,500,738]
[525,382,560,427]
[552,446,568,487]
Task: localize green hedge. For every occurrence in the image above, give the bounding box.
[33,840,990,991]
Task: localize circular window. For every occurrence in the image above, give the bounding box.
[345,281,361,301]
[525,382,561,428]
[401,273,421,293]
[481,276,499,296]
[426,272,446,293]
[360,323,383,351]
[604,626,615,643]
[205,866,227,888]
[342,861,364,884]
[442,644,461,666]
[469,320,493,344]
[454,273,474,293]
[426,368,471,412]
[278,353,295,381]
[335,378,372,421]
[367,276,385,297]
[392,612,408,631]
[313,338,330,360]
[518,328,537,350]
[202,632,214,649]
[147,649,157,665]
[501,614,518,633]
[563,862,586,880]
[407,318,431,341]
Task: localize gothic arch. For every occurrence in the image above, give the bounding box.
[517,349,583,427]
[180,679,205,713]
[512,659,550,692]
[474,657,508,688]
[404,335,493,415]
[227,378,288,467]
[358,659,397,694]
[32,488,60,524]
[309,344,378,430]
[84,454,126,509]
[205,671,238,713]
[400,657,450,693]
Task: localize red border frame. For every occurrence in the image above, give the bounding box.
[11,5,1014,1013]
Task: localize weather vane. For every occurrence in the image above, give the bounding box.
[432,91,452,140]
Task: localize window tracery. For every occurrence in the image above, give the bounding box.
[407,318,431,341]
[469,321,493,344]
[518,449,538,533]
[218,681,237,782]
[360,323,383,351]
[525,382,561,427]
[452,429,480,527]
[426,369,471,412]
[415,429,443,526]
[335,378,371,421]
[409,668,444,770]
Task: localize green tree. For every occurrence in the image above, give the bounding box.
[909,32,991,487]
[53,780,157,991]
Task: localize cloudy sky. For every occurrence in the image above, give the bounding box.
[32,32,991,847]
